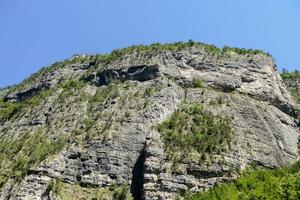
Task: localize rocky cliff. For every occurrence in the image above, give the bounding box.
[0,42,299,200]
[282,71,300,104]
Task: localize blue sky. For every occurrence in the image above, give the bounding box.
[0,0,300,87]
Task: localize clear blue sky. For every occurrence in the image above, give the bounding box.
[1,0,300,87]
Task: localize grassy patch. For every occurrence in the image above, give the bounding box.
[222,46,270,56]
[281,71,300,80]
[48,180,133,200]
[281,71,300,104]
[0,130,66,188]
[7,55,95,94]
[182,79,205,88]
[209,97,225,106]
[58,80,87,103]
[158,103,233,162]
[84,81,122,140]
[93,41,270,66]
[143,86,162,98]
[0,98,22,121]
[0,89,52,122]
[5,41,270,96]
[192,79,205,88]
[185,161,300,200]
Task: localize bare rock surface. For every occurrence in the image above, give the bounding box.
[0,45,299,200]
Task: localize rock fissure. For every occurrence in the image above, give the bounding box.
[131,146,146,200]
[0,43,299,200]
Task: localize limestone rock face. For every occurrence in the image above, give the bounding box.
[0,45,299,200]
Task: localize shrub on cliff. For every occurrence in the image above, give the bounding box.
[185,161,300,200]
[158,103,233,162]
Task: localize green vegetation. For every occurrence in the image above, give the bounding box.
[87,81,120,113]
[5,41,271,96]
[103,41,270,58]
[143,87,156,97]
[0,130,66,188]
[192,79,205,88]
[281,70,300,80]
[58,80,87,103]
[209,96,226,106]
[143,86,162,98]
[93,41,270,66]
[0,98,22,121]
[46,179,63,195]
[48,180,133,200]
[222,46,270,56]
[185,161,300,200]
[181,78,204,88]
[158,103,233,162]
[0,89,52,122]
[7,54,95,94]
[281,70,300,103]
[84,81,122,140]
[61,79,86,90]
[280,70,300,123]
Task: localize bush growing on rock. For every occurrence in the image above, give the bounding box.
[185,161,300,200]
[158,103,233,162]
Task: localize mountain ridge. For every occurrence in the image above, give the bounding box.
[0,41,299,200]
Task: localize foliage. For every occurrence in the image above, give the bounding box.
[143,87,156,97]
[281,70,300,80]
[58,80,87,103]
[281,70,300,103]
[0,130,66,188]
[84,81,122,140]
[222,46,270,56]
[192,79,205,88]
[143,86,161,98]
[87,83,116,113]
[209,96,225,106]
[158,103,233,162]
[61,79,86,90]
[0,98,22,121]
[49,181,133,200]
[7,54,94,94]
[0,89,52,122]
[185,161,300,200]
[92,41,270,66]
[5,41,270,97]
[280,70,300,122]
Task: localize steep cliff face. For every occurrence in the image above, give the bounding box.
[0,43,299,200]
[282,71,300,108]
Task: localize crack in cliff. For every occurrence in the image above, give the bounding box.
[130,146,146,200]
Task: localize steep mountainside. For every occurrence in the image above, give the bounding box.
[282,71,300,105]
[0,42,299,200]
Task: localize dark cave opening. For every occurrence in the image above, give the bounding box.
[130,148,146,200]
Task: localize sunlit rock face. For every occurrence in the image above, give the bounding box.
[0,44,298,200]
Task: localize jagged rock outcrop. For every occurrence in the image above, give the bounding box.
[4,61,95,103]
[84,65,160,86]
[0,43,299,200]
[282,72,300,112]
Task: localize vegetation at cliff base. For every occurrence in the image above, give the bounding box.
[185,161,300,200]
[0,131,66,188]
[158,103,233,162]
[47,180,133,200]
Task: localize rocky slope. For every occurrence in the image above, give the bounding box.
[0,42,299,200]
[282,71,300,104]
